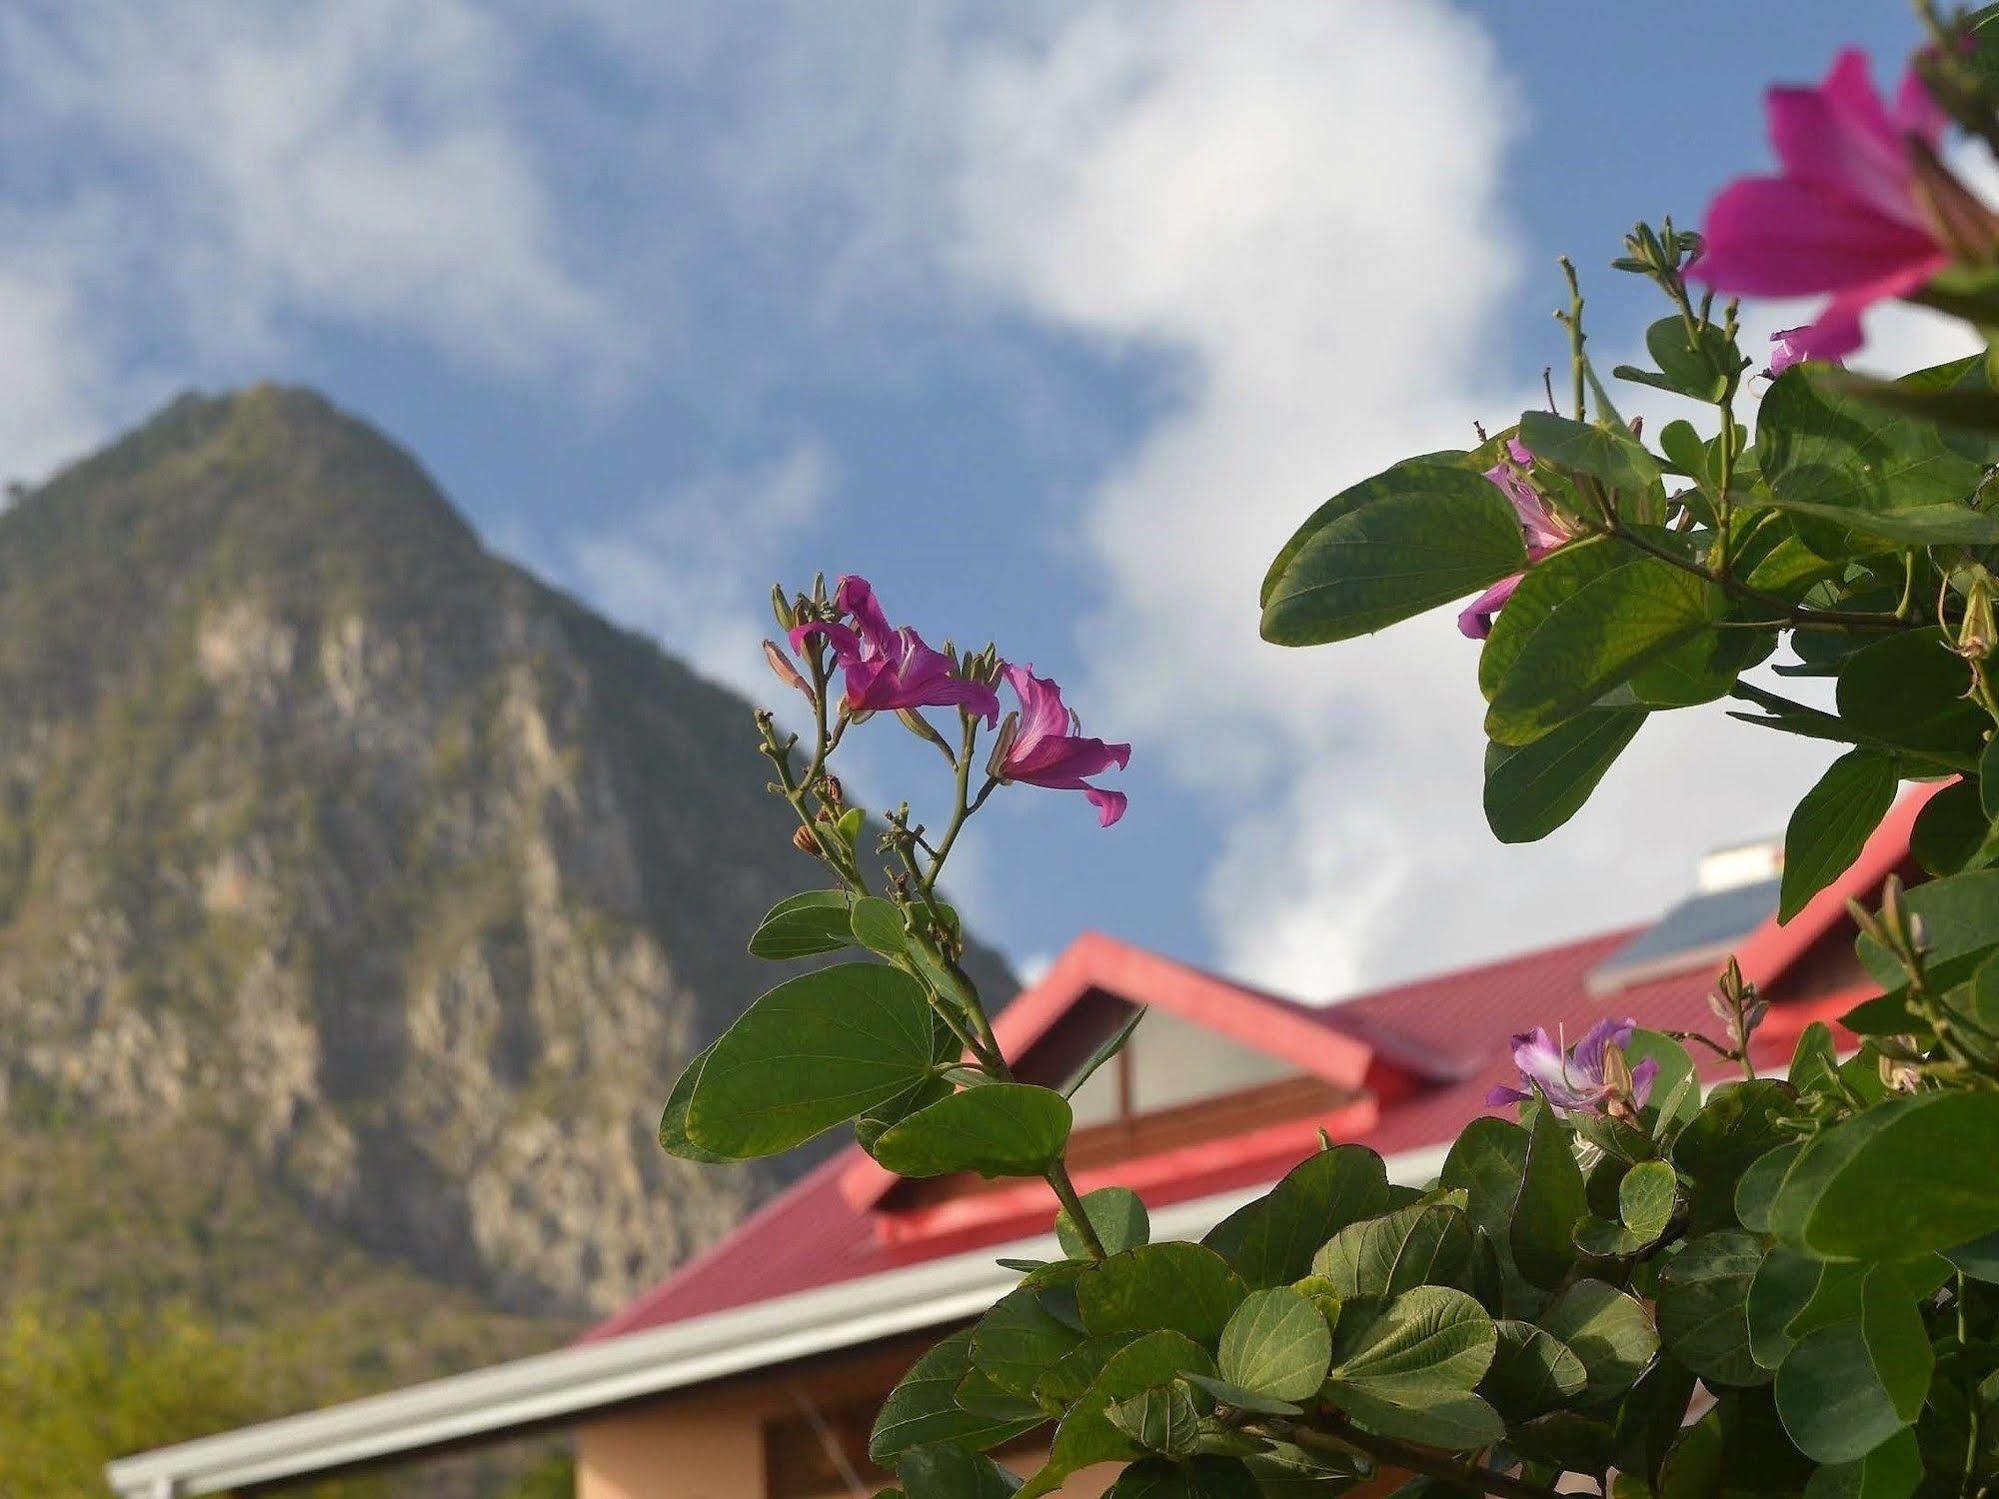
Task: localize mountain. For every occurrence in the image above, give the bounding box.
[0,387,1013,1414]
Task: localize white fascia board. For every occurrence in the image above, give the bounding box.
[105,1141,1453,1497]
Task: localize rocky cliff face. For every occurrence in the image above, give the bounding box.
[0,386,1011,1330]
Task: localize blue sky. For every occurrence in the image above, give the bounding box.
[0,1,1972,996]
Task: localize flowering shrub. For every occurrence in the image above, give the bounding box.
[660,13,1999,1495]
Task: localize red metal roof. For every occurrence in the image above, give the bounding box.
[584,797,1925,1346]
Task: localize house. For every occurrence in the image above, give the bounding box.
[104,794,1929,1499]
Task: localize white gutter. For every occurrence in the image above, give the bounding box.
[104,1142,1452,1497]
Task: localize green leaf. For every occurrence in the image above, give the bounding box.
[1910,777,1989,877]
[1752,498,1999,545]
[1670,1080,1795,1234]
[747,889,854,959]
[1312,1203,1472,1299]
[857,1075,956,1154]
[1769,1091,1999,1260]
[1482,708,1647,844]
[851,896,910,957]
[657,1042,732,1163]
[1441,1118,1529,1242]
[1217,1289,1332,1401]
[1178,1372,1302,1417]
[1790,1023,1840,1092]
[1327,1285,1497,1401]
[1629,315,1735,402]
[1062,1007,1146,1098]
[1259,462,1529,645]
[1946,1227,1999,1284]
[1033,1335,1139,1411]
[1519,410,1663,492]
[1858,872,1999,985]
[1058,1187,1151,1260]
[688,962,938,1157]
[1625,1029,1701,1133]
[1735,1144,1803,1236]
[1756,363,1988,555]
[1509,1107,1586,1288]
[870,1084,1073,1179]
[1656,1231,1770,1388]
[970,1286,1088,1403]
[1775,1271,1934,1464]
[1478,536,1627,700]
[1327,1385,1504,1452]
[1020,1331,1216,1499]
[1618,627,1772,710]
[1836,629,1983,759]
[1106,1382,1203,1459]
[1617,1159,1677,1243]
[1779,750,1899,922]
[1105,1457,1263,1499]
[1746,1244,1822,1370]
[1484,549,1724,747]
[1537,1280,1659,1404]
[1077,1245,1249,1347]
[872,1330,1046,1465]
[898,1444,1024,1499]
[1202,1145,1391,1288]
[1241,1443,1370,1495]
[1801,1427,1922,1499]
[1478,1320,1588,1422]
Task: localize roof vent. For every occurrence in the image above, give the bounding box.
[1587,838,1780,997]
[1697,838,1783,894]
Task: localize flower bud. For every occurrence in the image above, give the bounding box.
[791,825,821,856]
[1955,571,1997,661]
[986,711,1021,781]
[763,639,813,700]
[1909,136,1999,265]
[770,584,796,632]
[821,775,845,809]
[896,708,952,755]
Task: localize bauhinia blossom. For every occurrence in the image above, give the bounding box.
[993,664,1131,827]
[1689,48,1968,365]
[1764,326,1814,377]
[1458,440,1573,640]
[1486,1017,1659,1119]
[789,576,1000,724]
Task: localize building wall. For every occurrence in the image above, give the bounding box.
[570,1336,1406,1499]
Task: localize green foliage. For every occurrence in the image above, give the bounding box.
[0,1299,387,1499]
[674,95,1999,1487]
[1259,464,1527,645]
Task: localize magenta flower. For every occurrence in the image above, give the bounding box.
[788,576,1000,724]
[1458,440,1572,641]
[1486,1018,1659,1118]
[994,664,1130,827]
[1688,49,1954,364]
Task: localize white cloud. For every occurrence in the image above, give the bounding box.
[936,0,1955,999]
[566,440,836,699]
[0,0,621,481]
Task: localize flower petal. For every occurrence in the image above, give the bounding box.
[1085,786,1129,827]
[1457,574,1522,640]
[1690,177,1942,297]
[1769,50,1924,229]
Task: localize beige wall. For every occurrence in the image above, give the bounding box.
[571,1337,1393,1499]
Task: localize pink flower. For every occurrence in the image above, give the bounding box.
[788,576,1000,724]
[1688,49,1954,364]
[1458,440,1571,641]
[1764,326,1815,377]
[1487,1018,1659,1118]
[994,665,1130,827]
